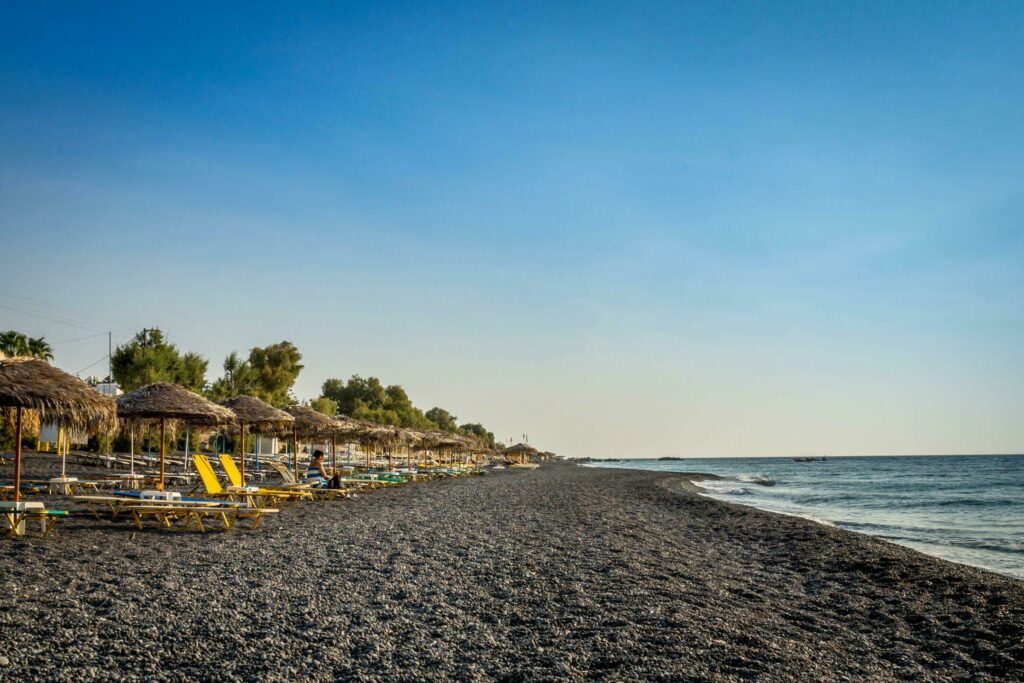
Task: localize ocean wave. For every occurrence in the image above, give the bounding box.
[690,480,753,496]
[873,534,1024,556]
[735,473,776,486]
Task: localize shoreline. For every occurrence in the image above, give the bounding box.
[586,459,1024,580]
[2,461,1022,680]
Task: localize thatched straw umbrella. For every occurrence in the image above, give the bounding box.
[376,426,407,470]
[0,357,118,504]
[356,422,395,469]
[117,383,235,490]
[331,416,364,467]
[284,405,337,477]
[502,442,538,465]
[219,396,293,485]
[402,429,423,470]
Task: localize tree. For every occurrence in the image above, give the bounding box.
[320,375,436,428]
[460,423,496,449]
[247,341,303,407]
[207,351,258,400]
[309,396,337,416]
[321,375,386,416]
[425,407,459,433]
[178,352,207,392]
[319,374,496,437]
[26,336,54,361]
[0,331,27,357]
[208,342,303,406]
[110,328,208,392]
[0,331,53,360]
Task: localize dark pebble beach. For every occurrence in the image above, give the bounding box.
[1,460,1022,681]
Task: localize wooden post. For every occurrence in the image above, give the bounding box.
[159,417,166,491]
[239,422,246,486]
[331,434,337,473]
[12,407,23,504]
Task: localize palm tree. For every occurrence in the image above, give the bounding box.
[26,336,54,361]
[0,331,54,360]
[0,331,30,357]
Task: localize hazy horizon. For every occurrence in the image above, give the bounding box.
[589,453,1024,460]
[2,3,1022,458]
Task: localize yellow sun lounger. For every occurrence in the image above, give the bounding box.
[197,454,312,505]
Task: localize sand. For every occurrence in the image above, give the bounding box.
[0,457,1022,681]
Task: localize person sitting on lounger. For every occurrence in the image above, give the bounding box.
[306,450,342,489]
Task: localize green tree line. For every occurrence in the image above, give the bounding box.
[107,328,496,448]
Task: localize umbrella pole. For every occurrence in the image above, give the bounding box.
[331,435,337,473]
[13,407,23,504]
[292,427,298,479]
[239,422,246,486]
[60,426,67,479]
[130,430,135,477]
[184,429,190,473]
[159,417,166,491]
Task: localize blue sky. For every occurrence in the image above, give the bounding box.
[1,2,1022,456]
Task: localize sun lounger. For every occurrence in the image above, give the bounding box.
[1,501,68,537]
[195,454,312,506]
[265,461,353,499]
[130,504,277,532]
[73,494,232,520]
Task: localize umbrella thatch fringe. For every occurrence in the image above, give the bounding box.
[503,442,537,455]
[284,405,336,437]
[0,357,118,434]
[219,396,293,433]
[118,383,235,424]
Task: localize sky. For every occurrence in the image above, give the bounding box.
[1,2,1022,458]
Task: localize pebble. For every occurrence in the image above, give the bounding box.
[1,459,1022,681]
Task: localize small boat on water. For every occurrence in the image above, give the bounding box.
[793,456,827,463]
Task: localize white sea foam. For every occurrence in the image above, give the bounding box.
[690,479,752,496]
[736,473,776,486]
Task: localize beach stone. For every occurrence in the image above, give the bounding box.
[1,458,1023,680]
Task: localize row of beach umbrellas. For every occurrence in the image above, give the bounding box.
[0,357,493,501]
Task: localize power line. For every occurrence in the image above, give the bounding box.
[0,290,208,359]
[50,332,111,345]
[0,300,110,332]
[0,290,139,332]
[74,354,110,376]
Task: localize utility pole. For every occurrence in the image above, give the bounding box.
[107,331,112,385]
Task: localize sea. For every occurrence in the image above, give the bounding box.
[584,455,1024,579]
